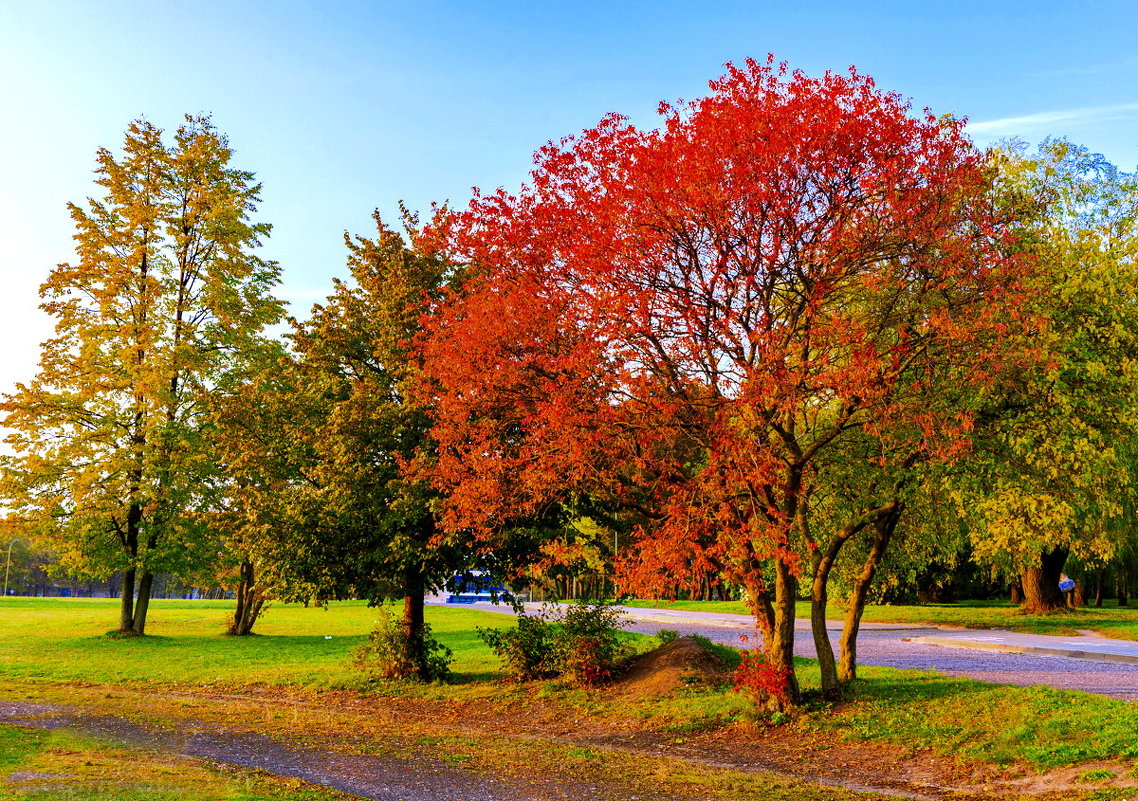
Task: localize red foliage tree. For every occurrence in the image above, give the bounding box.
[418,57,1031,706]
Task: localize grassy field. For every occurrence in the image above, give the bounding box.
[2,597,1138,800]
[625,597,1138,639]
[0,597,518,689]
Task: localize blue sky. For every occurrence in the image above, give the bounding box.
[2,0,1137,395]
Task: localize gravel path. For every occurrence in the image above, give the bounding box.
[618,619,1138,701]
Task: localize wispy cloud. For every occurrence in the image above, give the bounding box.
[1034,57,1138,79]
[968,103,1138,136]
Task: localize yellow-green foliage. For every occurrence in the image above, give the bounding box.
[957,142,1138,571]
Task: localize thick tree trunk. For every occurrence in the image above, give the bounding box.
[118,567,136,633]
[403,564,427,679]
[839,506,899,682]
[132,572,153,635]
[1094,569,1104,607]
[1020,548,1069,613]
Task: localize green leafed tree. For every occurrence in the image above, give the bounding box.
[1,116,283,635]
[956,140,1138,611]
[215,213,469,672]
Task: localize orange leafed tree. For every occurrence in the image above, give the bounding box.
[418,58,1032,706]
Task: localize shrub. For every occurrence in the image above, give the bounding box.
[477,611,556,681]
[354,608,453,683]
[479,598,631,686]
[656,628,680,644]
[553,598,631,685]
[733,650,792,716]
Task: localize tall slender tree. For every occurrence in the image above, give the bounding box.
[1,116,283,634]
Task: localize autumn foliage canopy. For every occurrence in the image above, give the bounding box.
[417,58,1031,701]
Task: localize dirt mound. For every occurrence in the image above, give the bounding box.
[614,637,731,698]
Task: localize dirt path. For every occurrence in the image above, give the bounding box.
[6,680,1133,801]
[0,700,567,801]
[0,693,948,801]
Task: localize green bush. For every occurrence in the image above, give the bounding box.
[477,611,556,681]
[479,599,630,686]
[354,608,453,682]
[555,598,630,685]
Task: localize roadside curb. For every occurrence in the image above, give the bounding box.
[903,635,1138,666]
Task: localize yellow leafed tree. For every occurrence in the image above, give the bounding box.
[1,116,283,634]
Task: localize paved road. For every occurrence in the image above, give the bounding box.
[455,602,1138,701]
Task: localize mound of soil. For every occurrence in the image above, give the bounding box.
[614,637,731,698]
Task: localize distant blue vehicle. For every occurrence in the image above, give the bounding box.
[446,571,505,604]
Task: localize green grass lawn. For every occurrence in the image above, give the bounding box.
[0,597,519,689]
[624,597,1138,639]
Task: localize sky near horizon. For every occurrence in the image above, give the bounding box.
[1,0,1137,397]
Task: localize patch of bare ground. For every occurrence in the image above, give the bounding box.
[4,637,1129,801]
[612,636,731,697]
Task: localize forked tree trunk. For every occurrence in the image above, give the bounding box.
[810,518,871,699]
[838,506,900,682]
[229,559,266,636]
[1020,547,1068,613]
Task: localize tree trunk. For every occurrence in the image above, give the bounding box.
[744,578,776,651]
[1009,579,1024,605]
[810,519,867,700]
[132,572,153,635]
[229,559,265,636]
[403,564,427,679]
[766,560,800,710]
[1072,580,1087,608]
[839,506,900,682]
[118,567,136,633]
[1020,547,1068,613]
[1094,569,1104,607]
[1118,568,1129,607]
[118,499,142,634]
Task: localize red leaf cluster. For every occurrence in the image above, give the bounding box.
[416,57,1032,602]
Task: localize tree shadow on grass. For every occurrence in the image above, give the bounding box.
[846,668,993,704]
